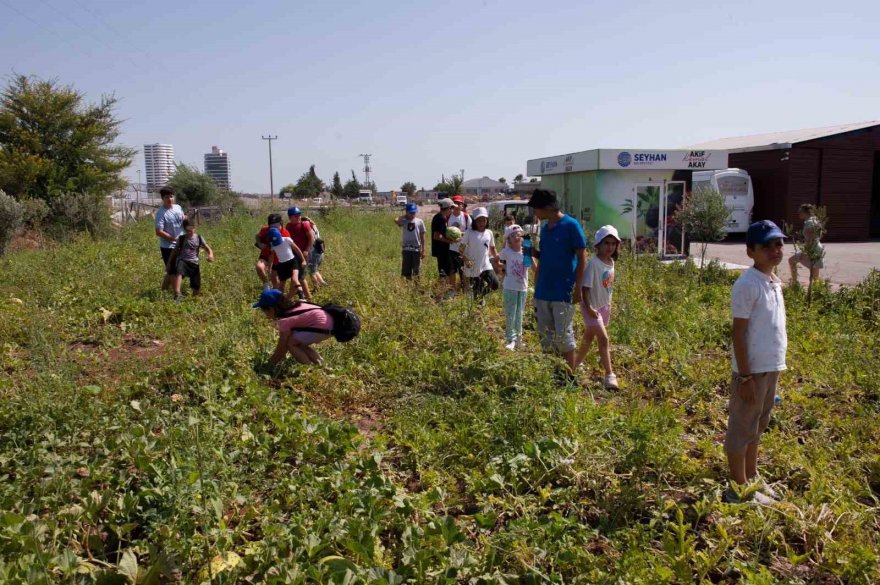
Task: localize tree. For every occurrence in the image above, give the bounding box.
[498,177,507,184]
[400,181,416,196]
[166,163,220,208]
[674,187,730,283]
[330,172,343,198]
[342,170,361,199]
[528,178,538,183]
[279,183,297,197]
[514,174,524,183]
[434,174,463,196]
[0,74,135,201]
[292,165,324,199]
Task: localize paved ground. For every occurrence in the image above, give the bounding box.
[702,240,880,286]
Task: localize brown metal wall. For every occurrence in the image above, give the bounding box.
[730,125,880,241]
[728,149,789,226]
[793,125,880,240]
[786,148,820,229]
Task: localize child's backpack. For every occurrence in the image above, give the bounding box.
[282,303,360,342]
[304,217,325,254]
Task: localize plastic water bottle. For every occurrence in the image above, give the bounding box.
[523,235,533,268]
[774,394,782,405]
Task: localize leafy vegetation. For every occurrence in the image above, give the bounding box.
[0,74,135,201]
[0,190,23,255]
[281,165,325,200]
[167,164,240,211]
[675,187,731,282]
[1,210,878,583]
[434,175,464,197]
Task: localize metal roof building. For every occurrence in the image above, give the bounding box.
[689,121,880,240]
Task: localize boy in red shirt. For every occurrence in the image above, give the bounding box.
[285,207,314,301]
[255,213,289,290]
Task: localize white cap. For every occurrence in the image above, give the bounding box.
[504,224,523,240]
[438,198,458,209]
[594,225,621,246]
[472,207,488,220]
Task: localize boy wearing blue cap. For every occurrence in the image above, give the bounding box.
[285,207,315,302]
[724,220,788,504]
[268,227,307,300]
[395,203,426,280]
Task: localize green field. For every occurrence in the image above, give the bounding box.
[1,209,879,584]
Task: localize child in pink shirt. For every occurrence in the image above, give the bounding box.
[253,289,334,365]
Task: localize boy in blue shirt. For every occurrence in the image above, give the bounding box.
[527,189,587,374]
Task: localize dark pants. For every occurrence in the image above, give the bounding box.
[470,269,500,298]
[402,250,421,278]
[435,251,454,278]
[177,260,201,291]
[161,247,178,275]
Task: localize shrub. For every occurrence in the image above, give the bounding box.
[166,163,219,208]
[0,190,23,254]
[19,197,49,229]
[675,187,730,282]
[46,192,111,239]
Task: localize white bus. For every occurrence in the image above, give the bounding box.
[692,168,754,233]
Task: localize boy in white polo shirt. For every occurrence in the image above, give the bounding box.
[724,220,788,505]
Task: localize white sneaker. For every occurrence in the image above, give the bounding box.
[603,373,619,389]
[755,476,781,499]
[505,341,516,351]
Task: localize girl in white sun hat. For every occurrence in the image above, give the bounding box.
[459,207,500,299]
[575,224,621,389]
[498,224,532,349]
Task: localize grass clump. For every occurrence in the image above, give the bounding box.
[0,209,878,583]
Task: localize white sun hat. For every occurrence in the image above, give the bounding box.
[472,207,489,220]
[504,224,523,240]
[594,225,621,246]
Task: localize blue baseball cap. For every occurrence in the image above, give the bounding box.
[287,206,302,217]
[267,227,282,247]
[252,288,284,309]
[746,220,786,246]
[405,203,418,214]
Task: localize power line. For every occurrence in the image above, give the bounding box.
[33,0,140,69]
[68,0,151,64]
[0,0,99,62]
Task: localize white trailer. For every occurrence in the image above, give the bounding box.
[692,168,754,233]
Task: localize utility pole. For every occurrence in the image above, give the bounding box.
[359,154,372,189]
[262,134,278,204]
[135,169,142,219]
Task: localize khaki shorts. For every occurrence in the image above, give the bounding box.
[724,371,780,455]
[791,250,824,269]
[534,299,577,354]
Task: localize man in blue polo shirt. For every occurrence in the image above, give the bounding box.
[528,189,587,373]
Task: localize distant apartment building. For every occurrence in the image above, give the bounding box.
[204,146,232,190]
[143,143,175,192]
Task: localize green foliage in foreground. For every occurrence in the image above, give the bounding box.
[1,210,879,583]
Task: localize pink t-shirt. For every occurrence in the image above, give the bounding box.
[276,304,334,334]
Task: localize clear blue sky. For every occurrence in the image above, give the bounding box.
[2,0,879,193]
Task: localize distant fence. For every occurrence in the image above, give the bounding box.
[110,198,234,226]
[110,198,160,226]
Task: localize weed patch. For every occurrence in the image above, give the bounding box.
[0,210,878,582]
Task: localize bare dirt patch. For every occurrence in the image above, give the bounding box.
[8,229,55,253]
